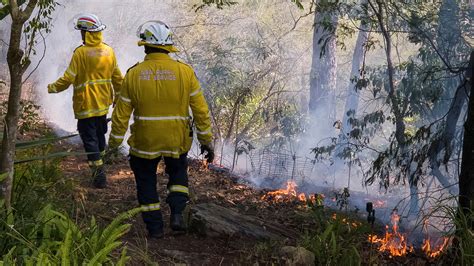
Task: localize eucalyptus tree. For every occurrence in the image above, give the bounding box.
[0,0,57,209]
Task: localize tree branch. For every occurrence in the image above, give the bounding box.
[20,0,38,22]
[9,0,20,19]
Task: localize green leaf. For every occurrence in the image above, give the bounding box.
[60,229,72,266]
[86,242,122,265]
[116,247,129,266]
[291,0,304,9]
[0,172,7,182]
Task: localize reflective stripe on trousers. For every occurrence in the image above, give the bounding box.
[169,185,189,195]
[140,202,161,212]
[88,159,104,167]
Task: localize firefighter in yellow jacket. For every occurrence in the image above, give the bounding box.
[109,21,214,238]
[48,13,123,188]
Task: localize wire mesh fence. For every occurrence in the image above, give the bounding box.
[220,148,317,183]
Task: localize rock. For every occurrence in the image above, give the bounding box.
[189,203,293,240]
[280,246,315,266]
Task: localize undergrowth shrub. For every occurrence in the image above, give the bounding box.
[299,208,371,266]
[0,204,141,265]
[0,134,140,265]
[442,205,474,265]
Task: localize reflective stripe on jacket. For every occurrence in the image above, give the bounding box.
[110,53,212,159]
[48,31,123,119]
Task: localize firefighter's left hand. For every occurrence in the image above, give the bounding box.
[200,144,215,164]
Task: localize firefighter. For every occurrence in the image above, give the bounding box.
[108,20,214,238]
[48,13,123,188]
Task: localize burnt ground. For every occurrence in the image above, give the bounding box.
[58,143,450,266]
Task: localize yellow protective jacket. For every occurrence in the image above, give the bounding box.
[109,53,212,159]
[48,31,123,119]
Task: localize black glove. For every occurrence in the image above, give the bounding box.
[200,144,215,163]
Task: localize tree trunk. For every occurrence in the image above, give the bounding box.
[341,3,368,132]
[459,51,474,218]
[333,1,369,169]
[428,82,467,195]
[0,5,31,208]
[308,0,337,121]
[424,0,465,197]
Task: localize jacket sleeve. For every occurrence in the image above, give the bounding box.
[189,71,212,145]
[111,52,123,101]
[109,73,133,148]
[48,51,79,93]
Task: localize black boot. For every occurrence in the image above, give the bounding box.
[92,166,107,189]
[170,213,186,232]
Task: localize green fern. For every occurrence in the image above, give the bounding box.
[0,206,141,265]
[116,246,130,266]
[59,229,72,265]
[86,241,122,265]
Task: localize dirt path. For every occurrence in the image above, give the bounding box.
[61,145,302,265]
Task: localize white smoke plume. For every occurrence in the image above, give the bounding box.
[33,0,185,133]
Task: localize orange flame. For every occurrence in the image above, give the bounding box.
[422,237,450,258]
[368,210,412,257]
[331,213,361,228]
[373,200,386,208]
[202,160,209,169]
[421,219,451,258]
[261,180,316,204]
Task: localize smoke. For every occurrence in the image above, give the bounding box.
[32,0,184,133]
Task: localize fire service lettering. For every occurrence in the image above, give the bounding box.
[139,70,176,81]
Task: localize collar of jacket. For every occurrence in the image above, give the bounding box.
[84,31,103,47]
[144,53,172,61]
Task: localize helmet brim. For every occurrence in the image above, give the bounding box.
[137,41,180,53]
[74,24,106,32]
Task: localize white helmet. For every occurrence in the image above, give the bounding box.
[74,13,106,32]
[137,21,174,46]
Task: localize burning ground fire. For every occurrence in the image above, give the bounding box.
[368,210,413,257]
[421,219,452,258]
[368,210,451,259]
[260,180,320,205]
[227,167,452,260]
[261,180,450,259]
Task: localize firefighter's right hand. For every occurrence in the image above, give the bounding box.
[200,144,215,164]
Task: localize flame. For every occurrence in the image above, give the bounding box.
[368,210,412,257]
[331,213,361,228]
[202,160,209,169]
[422,237,450,258]
[364,198,386,208]
[298,193,306,201]
[373,200,386,208]
[261,180,316,205]
[261,180,298,202]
